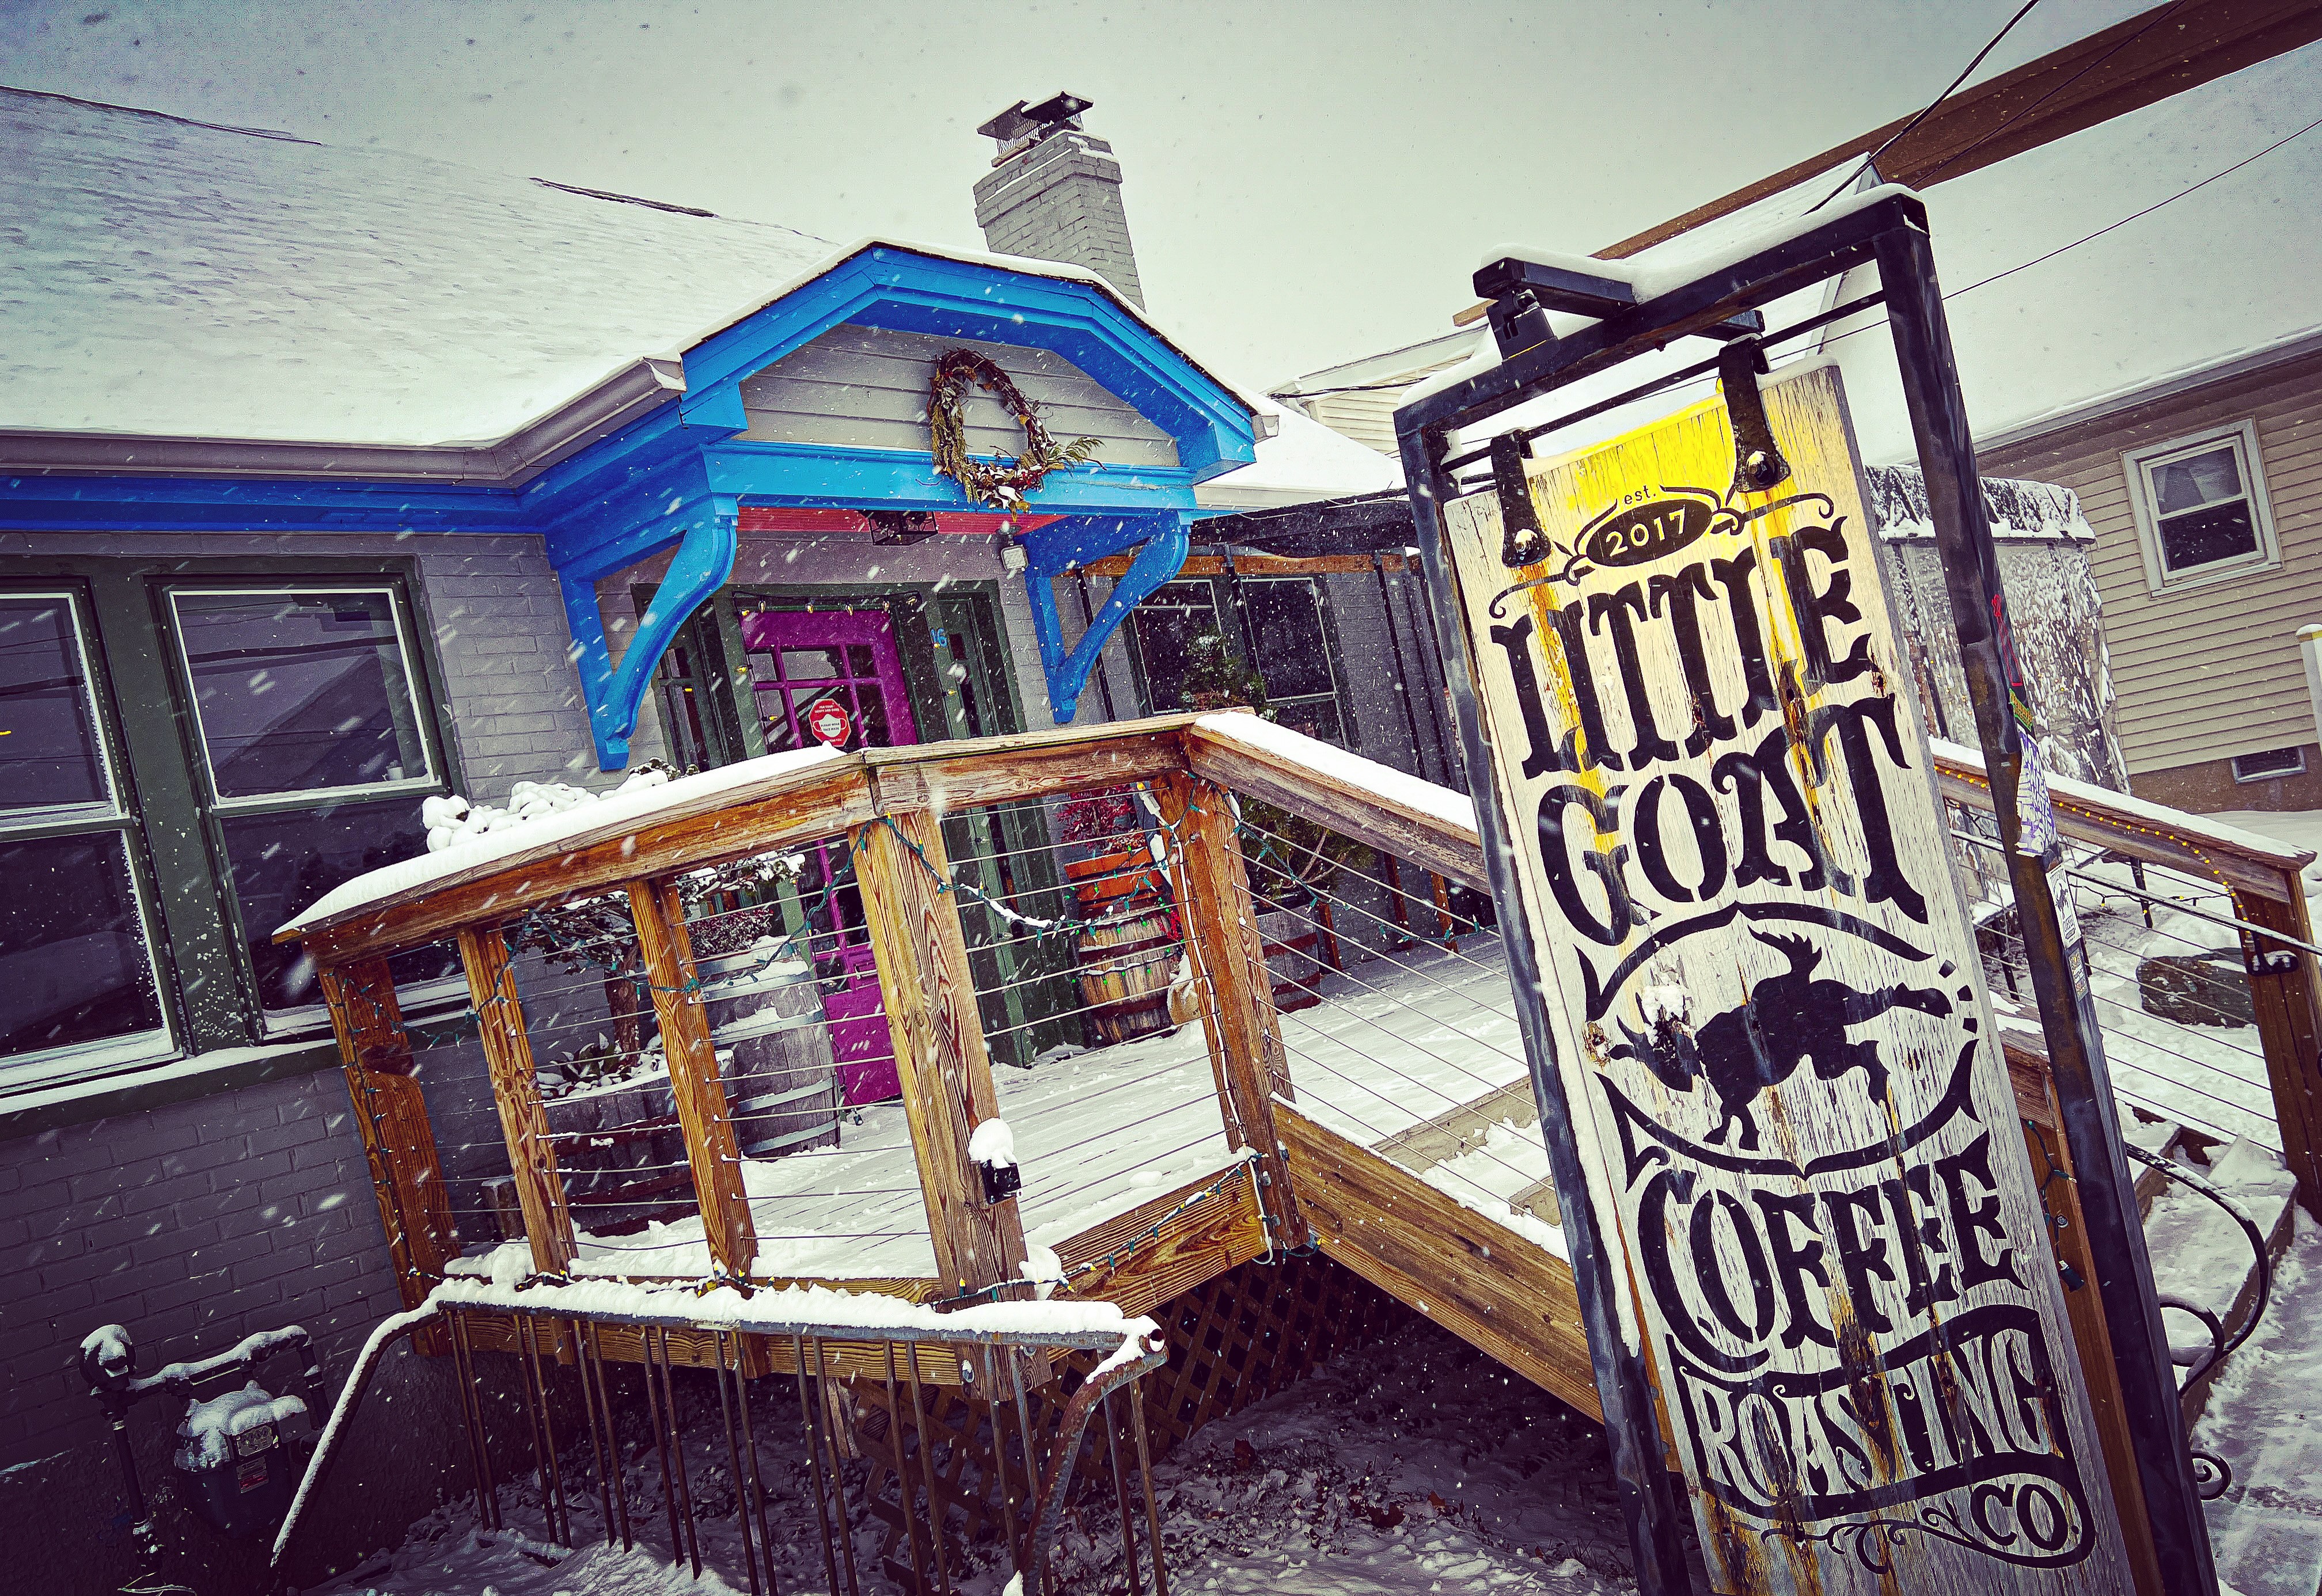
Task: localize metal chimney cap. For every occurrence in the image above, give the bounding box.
[977,93,1093,146]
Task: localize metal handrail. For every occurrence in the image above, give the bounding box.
[1948,824,2322,960]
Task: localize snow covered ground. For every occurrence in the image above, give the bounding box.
[2195,1211,2322,1596]
[315,1314,1636,1596]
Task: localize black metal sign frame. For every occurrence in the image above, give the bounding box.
[1391,190,2217,1596]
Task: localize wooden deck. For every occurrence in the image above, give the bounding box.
[286,711,2322,1453]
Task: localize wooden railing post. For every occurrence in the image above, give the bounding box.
[456,926,576,1275]
[1155,771,1306,1248]
[628,877,758,1278]
[2244,890,2322,1218]
[853,808,1030,1302]
[320,959,458,1345]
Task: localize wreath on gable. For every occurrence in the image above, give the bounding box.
[927,347,1102,508]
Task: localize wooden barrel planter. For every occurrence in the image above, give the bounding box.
[1065,842,1178,1046]
[699,948,841,1158]
[529,1069,690,1238]
[1074,907,1181,1044]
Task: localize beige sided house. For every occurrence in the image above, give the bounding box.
[1974,333,2322,811]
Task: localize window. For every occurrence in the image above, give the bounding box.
[0,592,171,1081]
[165,587,450,1029]
[2126,421,2279,592]
[0,567,463,1092]
[2232,747,2306,783]
[1239,579,1346,745]
[1129,575,1350,745]
[1128,581,1224,712]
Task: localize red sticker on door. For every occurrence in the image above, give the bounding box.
[805,697,852,747]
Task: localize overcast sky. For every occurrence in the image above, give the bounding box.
[1,0,2156,392]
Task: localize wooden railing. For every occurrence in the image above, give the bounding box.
[283,713,1361,1313]
[285,712,2322,1343]
[1929,739,2322,1214]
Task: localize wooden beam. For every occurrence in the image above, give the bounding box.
[1155,771,1306,1249]
[320,957,415,1076]
[868,727,1187,814]
[1182,721,1489,891]
[287,716,1208,966]
[1599,0,2322,261]
[2016,1052,2169,1596]
[1054,1162,1268,1320]
[1276,1102,1600,1419]
[1932,746,2311,906]
[1082,551,1410,579]
[455,926,576,1274]
[627,877,757,1277]
[321,960,458,1347]
[2241,890,2322,1217]
[853,808,1030,1304]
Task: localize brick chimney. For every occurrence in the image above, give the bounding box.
[973,93,1145,310]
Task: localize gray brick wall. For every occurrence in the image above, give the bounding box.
[0,526,605,1583]
[1,1070,402,1471]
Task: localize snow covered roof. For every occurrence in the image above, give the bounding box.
[1862,464,2095,544]
[1194,398,1404,510]
[0,89,827,447]
[0,87,1257,458]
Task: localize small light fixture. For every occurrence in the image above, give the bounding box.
[999,536,1030,576]
[866,509,939,545]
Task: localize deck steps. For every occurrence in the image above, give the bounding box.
[1273,1101,1599,1420]
[2183,1175,2322,1596]
[2140,1136,2300,1424]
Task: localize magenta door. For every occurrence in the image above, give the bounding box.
[742,609,919,1105]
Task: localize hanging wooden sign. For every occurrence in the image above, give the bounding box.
[1440,363,2134,1594]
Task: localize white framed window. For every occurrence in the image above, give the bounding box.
[0,590,175,1085]
[163,585,453,1033]
[2124,420,2280,594]
[167,586,439,808]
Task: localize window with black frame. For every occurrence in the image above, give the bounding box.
[165,586,457,1029]
[1129,573,1348,744]
[0,591,171,1081]
[1238,577,1346,745]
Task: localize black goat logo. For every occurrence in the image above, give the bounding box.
[1611,930,1953,1150]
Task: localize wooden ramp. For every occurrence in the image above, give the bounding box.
[1276,1100,1601,1420]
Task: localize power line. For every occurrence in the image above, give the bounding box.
[1940,112,2322,299]
[1443,113,2319,473]
[1810,0,2047,214]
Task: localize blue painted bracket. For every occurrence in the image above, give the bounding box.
[557,494,738,771]
[1020,512,1190,725]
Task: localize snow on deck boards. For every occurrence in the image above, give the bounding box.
[545,940,1567,1282]
[532,909,2277,1286]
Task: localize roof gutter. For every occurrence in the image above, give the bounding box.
[0,356,686,487]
